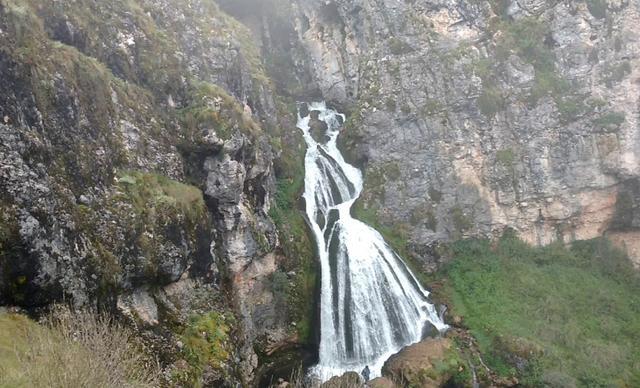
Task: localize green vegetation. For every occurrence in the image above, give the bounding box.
[268,103,317,344]
[174,312,233,387]
[471,15,585,117]
[116,171,206,226]
[441,234,640,386]
[478,87,505,117]
[179,82,260,142]
[0,309,159,387]
[410,204,437,231]
[593,111,626,128]
[603,61,632,88]
[421,99,443,116]
[406,345,471,388]
[496,148,515,166]
[451,206,472,235]
[388,37,414,55]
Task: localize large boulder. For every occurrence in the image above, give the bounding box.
[368,376,396,388]
[321,371,363,388]
[381,338,452,387]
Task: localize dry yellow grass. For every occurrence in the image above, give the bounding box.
[0,307,160,388]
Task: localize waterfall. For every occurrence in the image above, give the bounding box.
[298,102,448,381]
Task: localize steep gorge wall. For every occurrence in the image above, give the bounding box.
[0,0,314,384]
[291,0,640,268]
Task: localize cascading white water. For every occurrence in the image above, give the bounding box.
[298,102,448,381]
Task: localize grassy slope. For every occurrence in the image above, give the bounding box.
[441,235,640,387]
[0,311,158,387]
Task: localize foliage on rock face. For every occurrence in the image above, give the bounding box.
[440,234,640,386]
[179,82,261,142]
[115,171,207,227]
[67,172,211,303]
[0,309,159,387]
[268,103,317,343]
[174,312,233,387]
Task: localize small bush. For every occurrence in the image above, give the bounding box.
[478,87,504,117]
[593,111,626,128]
[0,308,159,387]
[496,149,515,166]
[177,312,232,385]
[451,206,472,233]
[603,61,631,88]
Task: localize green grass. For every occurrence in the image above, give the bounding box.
[116,171,206,225]
[174,312,233,387]
[441,234,640,386]
[593,112,626,128]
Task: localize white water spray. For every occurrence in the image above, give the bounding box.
[298,102,447,381]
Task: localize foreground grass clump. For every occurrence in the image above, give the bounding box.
[0,309,159,388]
[443,234,640,386]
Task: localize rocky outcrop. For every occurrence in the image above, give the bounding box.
[0,0,306,385]
[381,337,452,387]
[320,371,364,388]
[291,0,640,267]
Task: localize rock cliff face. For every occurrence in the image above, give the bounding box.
[291,0,640,267]
[1,0,639,385]
[0,0,307,384]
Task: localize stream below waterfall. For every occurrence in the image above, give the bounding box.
[297,102,448,382]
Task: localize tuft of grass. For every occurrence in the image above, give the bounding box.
[442,235,640,386]
[116,171,206,226]
[0,308,159,387]
[179,82,260,142]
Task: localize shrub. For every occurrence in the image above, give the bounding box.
[177,312,232,385]
[478,87,504,117]
[593,111,626,128]
[0,308,159,387]
[603,61,631,88]
[496,149,515,166]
